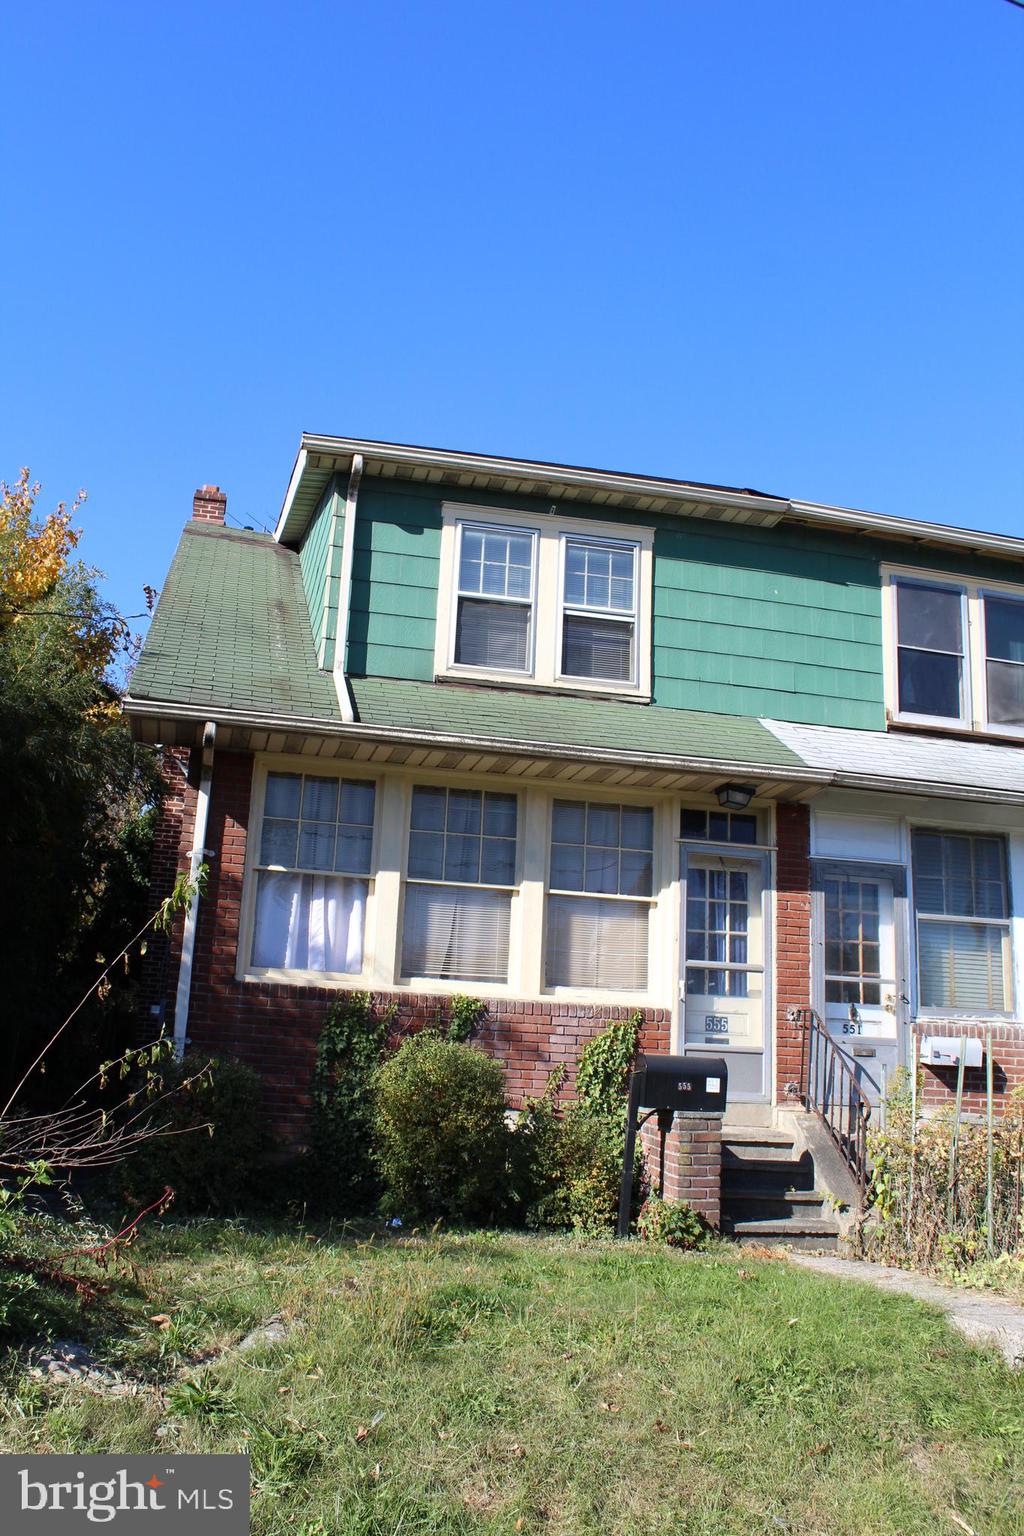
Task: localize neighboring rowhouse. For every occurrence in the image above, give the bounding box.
[127,438,1024,1208]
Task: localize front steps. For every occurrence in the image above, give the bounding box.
[720,1127,843,1251]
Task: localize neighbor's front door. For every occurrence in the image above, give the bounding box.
[822,872,899,1104]
[683,855,766,1100]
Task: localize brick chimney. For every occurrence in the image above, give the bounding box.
[192,484,227,524]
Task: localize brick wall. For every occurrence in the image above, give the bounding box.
[914,1022,1024,1113]
[640,1114,722,1227]
[154,750,671,1142]
[774,802,811,1106]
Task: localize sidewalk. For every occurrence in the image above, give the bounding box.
[788,1253,1024,1369]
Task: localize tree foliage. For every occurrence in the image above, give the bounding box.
[0,468,162,1102]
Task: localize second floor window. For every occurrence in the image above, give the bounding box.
[401,786,518,982]
[559,537,638,684]
[887,568,1024,735]
[453,524,536,673]
[912,830,1012,1013]
[437,506,653,698]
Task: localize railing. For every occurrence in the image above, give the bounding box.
[790,1007,872,1197]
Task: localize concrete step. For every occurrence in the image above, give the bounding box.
[723,1215,841,1252]
[723,1153,816,1194]
[722,1132,800,1162]
[723,1188,828,1221]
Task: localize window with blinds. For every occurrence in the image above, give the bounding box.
[546,799,653,990]
[453,524,536,673]
[559,538,638,684]
[401,786,518,982]
[912,830,1012,1012]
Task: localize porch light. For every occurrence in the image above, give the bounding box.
[715,782,756,810]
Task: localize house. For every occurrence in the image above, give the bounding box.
[127,437,1024,1230]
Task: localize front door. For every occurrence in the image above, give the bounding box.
[682,855,766,1100]
[822,872,900,1104]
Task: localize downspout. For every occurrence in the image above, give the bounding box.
[173,720,216,1060]
[332,452,364,722]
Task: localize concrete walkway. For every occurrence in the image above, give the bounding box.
[788,1253,1024,1369]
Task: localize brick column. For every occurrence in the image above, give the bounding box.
[641,1113,722,1228]
[775,802,811,1107]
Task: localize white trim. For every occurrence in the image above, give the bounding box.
[434,502,654,699]
[332,453,363,722]
[174,721,216,1057]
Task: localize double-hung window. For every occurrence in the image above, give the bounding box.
[437,506,653,697]
[251,773,375,974]
[912,830,1013,1013]
[546,800,653,990]
[452,524,536,674]
[401,786,518,982]
[559,537,639,685]
[886,568,1024,736]
[892,578,969,725]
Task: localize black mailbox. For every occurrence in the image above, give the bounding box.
[616,1054,729,1236]
[634,1053,728,1116]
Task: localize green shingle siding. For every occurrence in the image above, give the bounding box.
[298,486,334,660]
[345,484,442,680]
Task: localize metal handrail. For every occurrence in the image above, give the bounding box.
[789,1007,872,1197]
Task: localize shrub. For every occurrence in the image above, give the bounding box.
[118,1055,270,1213]
[373,1034,511,1225]
[516,1015,645,1235]
[637,1193,708,1249]
[867,1072,1024,1275]
[308,992,394,1213]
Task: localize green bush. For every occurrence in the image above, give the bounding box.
[118,1055,270,1213]
[308,992,393,1213]
[637,1193,708,1249]
[373,1034,511,1225]
[515,1015,645,1236]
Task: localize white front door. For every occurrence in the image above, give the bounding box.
[822,872,899,1103]
[683,855,766,1100]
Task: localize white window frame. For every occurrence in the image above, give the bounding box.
[544,796,657,993]
[556,533,640,690]
[448,519,539,678]
[910,827,1015,1019]
[882,563,1024,739]
[435,503,653,699]
[238,757,379,986]
[399,783,520,985]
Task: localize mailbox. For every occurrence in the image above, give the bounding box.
[633,1053,728,1116]
[920,1036,984,1070]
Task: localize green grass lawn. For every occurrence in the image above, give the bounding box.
[2,1223,1022,1535]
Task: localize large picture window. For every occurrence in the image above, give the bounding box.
[453,523,536,673]
[546,799,653,990]
[251,773,375,973]
[912,830,1012,1013]
[401,786,518,982]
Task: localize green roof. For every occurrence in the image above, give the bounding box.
[130,524,341,720]
[349,677,802,767]
[130,524,802,770]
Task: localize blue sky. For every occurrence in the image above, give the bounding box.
[2,1,1022,633]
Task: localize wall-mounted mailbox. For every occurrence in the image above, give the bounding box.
[920,1036,984,1069]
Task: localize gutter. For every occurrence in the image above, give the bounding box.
[173,720,216,1060]
[278,434,1024,561]
[331,453,363,722]
[123,697,1024,808]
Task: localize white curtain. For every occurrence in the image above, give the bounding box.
[252,873,366,973]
